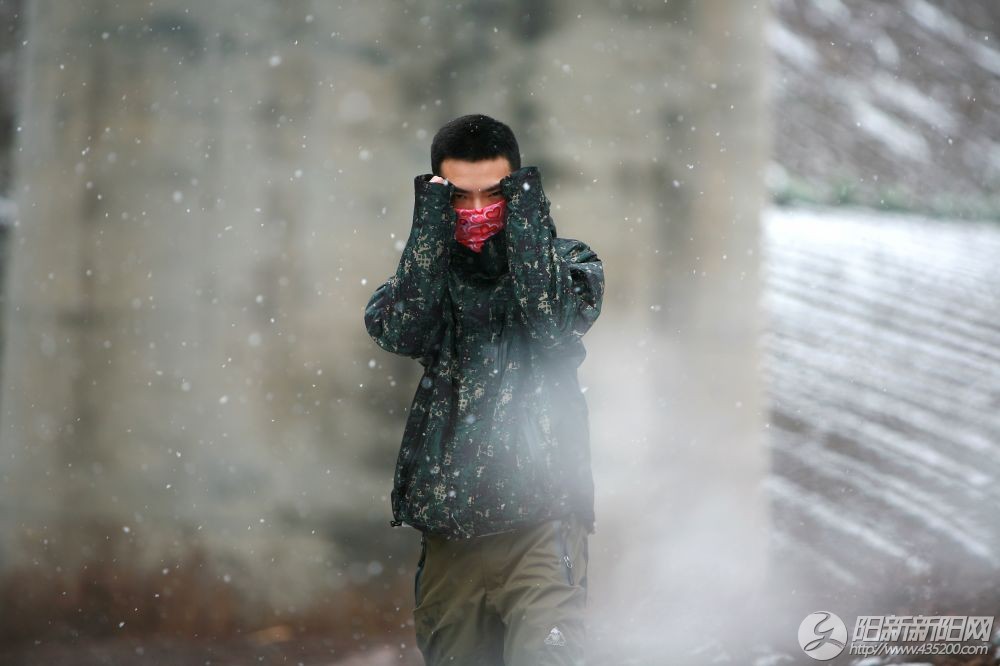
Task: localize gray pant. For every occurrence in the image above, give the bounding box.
[413,512,590,665]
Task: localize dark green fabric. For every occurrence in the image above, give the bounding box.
[413,513,590,665]
[364,166,604,539]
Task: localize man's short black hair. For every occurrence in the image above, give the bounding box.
[431,114,521,176]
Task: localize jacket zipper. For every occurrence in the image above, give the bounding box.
[491,279,512,376]
[494,334,508,376]
[491,298,507,376]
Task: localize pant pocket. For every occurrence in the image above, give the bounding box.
[555,518,576,586]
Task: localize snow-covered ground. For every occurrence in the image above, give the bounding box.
[761,202,1000,630]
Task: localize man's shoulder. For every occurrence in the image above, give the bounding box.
[553,237,600,263]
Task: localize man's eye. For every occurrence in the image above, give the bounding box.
[451,191,502,202]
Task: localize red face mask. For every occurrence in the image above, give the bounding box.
[454,198,507,253]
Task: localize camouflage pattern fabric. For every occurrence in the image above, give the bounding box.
[364,166,604,539]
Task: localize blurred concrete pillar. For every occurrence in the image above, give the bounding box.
[0,0,380,637]
[585,0,774,660]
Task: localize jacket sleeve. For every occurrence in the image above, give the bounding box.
[364,174,456,362]
[500,166,604,350]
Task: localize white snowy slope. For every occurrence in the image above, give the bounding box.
[760,203,1000,604]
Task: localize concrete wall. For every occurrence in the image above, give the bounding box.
[0,1,770,659]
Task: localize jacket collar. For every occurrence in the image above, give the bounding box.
[450,228,508,279]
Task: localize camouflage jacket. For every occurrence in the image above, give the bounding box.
[364,166,604,539]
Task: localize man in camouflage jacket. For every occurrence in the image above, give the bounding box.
[364,113,603,665]
[364,163,604,539]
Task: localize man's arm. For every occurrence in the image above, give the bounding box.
[364,174,456,362]
[500,166,605,350]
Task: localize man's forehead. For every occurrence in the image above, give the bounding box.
[451,180,503,193]
[440,157,511,192]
